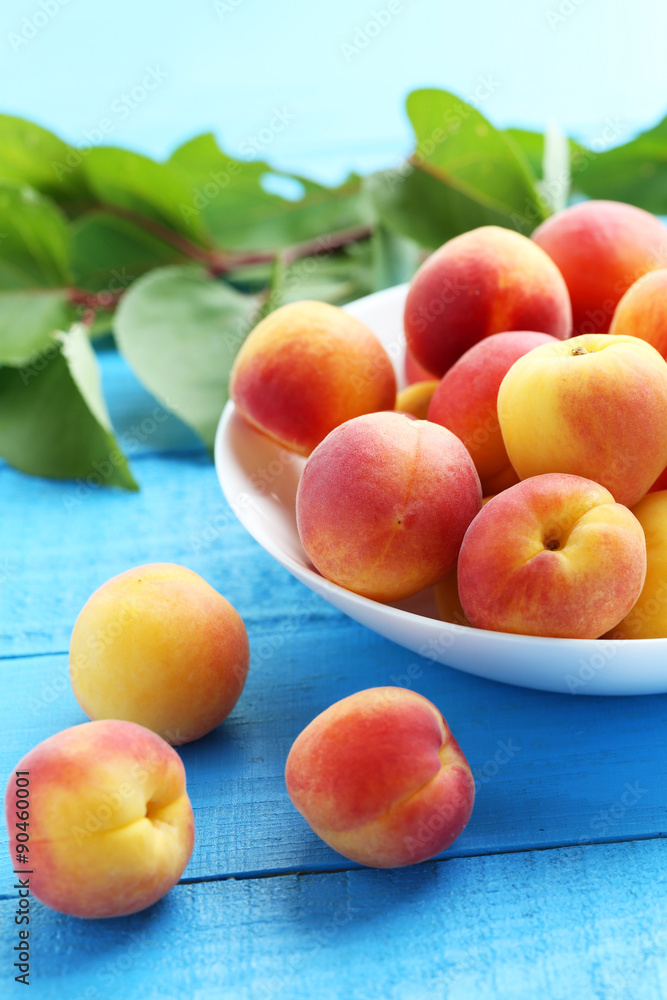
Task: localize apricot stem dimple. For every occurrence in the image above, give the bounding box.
[544,535,560,551]
[570,345,588,356]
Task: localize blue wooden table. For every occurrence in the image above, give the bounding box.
[1,346,666,1000]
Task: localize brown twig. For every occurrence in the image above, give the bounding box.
[100,202,374,275]
[67,211,376,317]
[68,288,126,310]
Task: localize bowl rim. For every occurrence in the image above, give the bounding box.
[215,398,665,653]
[213,279,667,701]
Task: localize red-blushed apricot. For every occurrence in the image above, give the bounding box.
[404,347,436,384]
[458,474,647,638]
[404,226,571,377]
[70,564,249,745]
[609,269,667,359]
[285,687,475,867]
[481,465,520,496]
[428,331,557,494]
[395,379,439,419]
[434,568,471,627]
[230,300,397,455]
[650,467,667,494]
[296,411,482,603]
[532,200,667,336]
[5,720,194,918]
[434,499,494,627]
[497,333,667,508]
[606,491,667,639]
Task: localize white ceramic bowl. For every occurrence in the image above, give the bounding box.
[215,283,666,696]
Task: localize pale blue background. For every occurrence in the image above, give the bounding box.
[0,0,665,181]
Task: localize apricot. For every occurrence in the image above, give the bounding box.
[285,687,475,867]
[230,300,397,455]
[607,491,667,639]
[70,563,250,744]
[609,269,667,359]
[433,568,471,627]
[458,474,647,639]
[428,331,557,494]
[5,720,194,917]
[404,347,436,384]
[404,226,571,377]
[532,200,667,335]
[650,467,667,494]
[497,333,667,508]
[395,379,439,420]
[296,411,482,602]
[434,499,494,628]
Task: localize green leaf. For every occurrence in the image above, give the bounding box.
[0,185,76,364]
[573,115,667,213]
[70,210,186,290]
[83,147,212,245]
[0,289,75,365]
[505,129,544,179]
[370,225,422,291]
[0,325,136,489]
[280,245,374,306]
[371,89,548,247]
[114,266,261,448]
[367,165,513,248]
[406,89,543,215]
[0,184,71,288]
[0,115,92,211]
[169,133,373,249]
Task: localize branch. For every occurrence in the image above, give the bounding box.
[100,202,375,274]
[67,214,376,320]
[68,287,125,310]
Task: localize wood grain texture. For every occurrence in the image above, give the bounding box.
[2,839,666,1000]
[2,629,666,886]
[2,348,667,997]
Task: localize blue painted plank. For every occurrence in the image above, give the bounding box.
[1,349,666,882]
[99,348,203,459]
[1,344,667,1000]
[2,630,666,885]
[0,449,339,657]
[1,838,666,1000]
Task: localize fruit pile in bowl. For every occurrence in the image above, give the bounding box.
[216,200,667,695]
